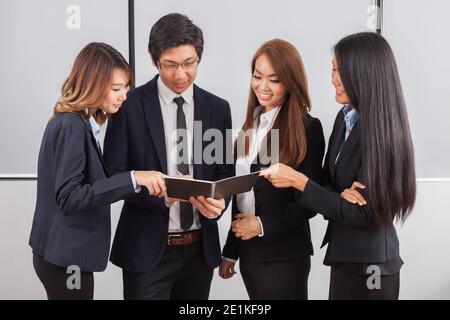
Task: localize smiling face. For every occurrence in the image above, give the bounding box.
[251,54,287,112]
[331,55,351,105]
[156,44,198,94]
[100,68,130,114]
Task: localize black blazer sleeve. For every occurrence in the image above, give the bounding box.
[53,116,134,215]
[259,117,325,236]
[299,113,373,227]
[300,176,372,227]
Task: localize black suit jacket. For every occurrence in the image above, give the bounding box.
[300,107,401,263]
[103,75,234,272]
[222,116,325,262]
[29,112,135,272]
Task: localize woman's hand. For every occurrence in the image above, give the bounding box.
[340,181,367,206]
[260,163,309,191]
[219,259,237,279]
[134,171,167,197]
[231,213,262,240]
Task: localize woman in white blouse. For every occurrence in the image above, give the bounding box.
[219,39,325,299]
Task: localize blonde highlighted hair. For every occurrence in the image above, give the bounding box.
[54,42,134,124]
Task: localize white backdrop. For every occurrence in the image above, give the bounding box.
[1,0,449,299]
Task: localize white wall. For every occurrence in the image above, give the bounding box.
[1,181,449,299]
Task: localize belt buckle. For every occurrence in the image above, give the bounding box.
[167,233,182,246]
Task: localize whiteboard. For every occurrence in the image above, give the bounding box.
[383,0,450,178]
[0,0,129,174]
[134,0,373,148]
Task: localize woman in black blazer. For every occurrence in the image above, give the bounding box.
[262,32,416,300]
[29,42,167,300]
[219,39,325,299]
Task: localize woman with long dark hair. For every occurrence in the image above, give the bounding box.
[262,32,416,299]
[29,42,167,299]
[219,39,325,299]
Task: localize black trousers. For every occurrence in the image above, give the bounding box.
[122,241,213,300]
[32,254,94,300]
[329,266,400,300]
[239,255,311,300]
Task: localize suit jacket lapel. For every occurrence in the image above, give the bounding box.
[193,85,210,180]
[141,77,168,174]
[329,118,346,181]
[82,117,108,174]
[336,121,360,164]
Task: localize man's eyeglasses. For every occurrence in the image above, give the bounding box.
[158,58,199,72]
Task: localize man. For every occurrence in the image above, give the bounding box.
[103,13,233,300]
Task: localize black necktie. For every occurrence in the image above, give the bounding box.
[173,96,193,230]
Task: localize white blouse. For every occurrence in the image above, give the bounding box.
[235,105,281,217]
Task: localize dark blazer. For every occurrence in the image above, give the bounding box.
[103,75,234,272]
[300,107,401,263]
[222,116,325,262]
[29,112,135,272]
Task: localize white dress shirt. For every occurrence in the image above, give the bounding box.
[88,115,100,141]
[222,105,281,262]
[157,77,201,232]
[235,105,281,235]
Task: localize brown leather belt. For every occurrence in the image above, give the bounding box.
[167,230,202,246]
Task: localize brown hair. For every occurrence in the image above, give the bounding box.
[54,42,134,124]
[239,39,311,167]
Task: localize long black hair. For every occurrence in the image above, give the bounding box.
[334,32,416,225]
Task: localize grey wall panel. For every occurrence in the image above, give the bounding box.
[2,180,449,299]
[383,0,450,177]
[0,0,128,174]
[0,181,43,299]
[397,181,450,299]
[0,181,125,299]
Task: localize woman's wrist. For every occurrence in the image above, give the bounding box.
[293,171,308,192]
